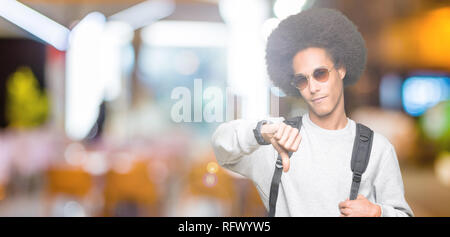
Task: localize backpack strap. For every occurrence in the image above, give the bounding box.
[268,116,302,217]
[349,123,374,200]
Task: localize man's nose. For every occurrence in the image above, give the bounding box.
[308,77,320,94]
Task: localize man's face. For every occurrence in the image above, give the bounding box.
[292,47,346,118]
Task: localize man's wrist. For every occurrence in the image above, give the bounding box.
[253,120,272,145]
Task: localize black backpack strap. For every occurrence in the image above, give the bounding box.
[268,116,302,217]
[349,123,374,200]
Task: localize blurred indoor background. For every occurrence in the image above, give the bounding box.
[0,0,449,217]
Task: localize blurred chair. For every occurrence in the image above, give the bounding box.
[103,161,160,216]
[176,156,237,216]
[44,166,93,216]
[0,183,5,202]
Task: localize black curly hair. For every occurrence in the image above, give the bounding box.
[265,8,367,97]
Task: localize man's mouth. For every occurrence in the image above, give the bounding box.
[311,96,327,103]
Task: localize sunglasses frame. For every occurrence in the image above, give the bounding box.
[290,66,335,90]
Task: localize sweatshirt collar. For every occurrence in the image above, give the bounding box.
[303,112,354,138]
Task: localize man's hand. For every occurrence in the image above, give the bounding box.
[261,122,302,172]
[338,195,382,217]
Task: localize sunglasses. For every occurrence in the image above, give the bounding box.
[290,67,334,90]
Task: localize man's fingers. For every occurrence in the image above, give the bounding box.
[357,194,365,200]
[270,137,284,154]
[290,133,302,151]
[339,200,351,209]
[283,128,299,151]
[340,208,351,216]
[274,123,286,140]
[278,125,292,144]
[271,123,298,173]
[260,123,279,140]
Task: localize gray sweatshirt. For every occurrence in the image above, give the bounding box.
[211,113,414,217]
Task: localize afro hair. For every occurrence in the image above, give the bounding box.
[265,8,367,97]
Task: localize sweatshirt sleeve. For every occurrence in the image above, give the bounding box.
[373,143,414,217]
[211,117,284,189]
[211,119,260,167]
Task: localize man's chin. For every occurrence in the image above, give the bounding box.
[309,106,332,118]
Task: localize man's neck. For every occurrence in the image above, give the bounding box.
[308,94,347,130]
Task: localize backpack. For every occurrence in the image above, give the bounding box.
[268,116,374,217]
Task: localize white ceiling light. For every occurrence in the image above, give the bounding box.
[273,0,308,20]
[108,0,175,30]
[65,12,107,141]
[0,0,70,50]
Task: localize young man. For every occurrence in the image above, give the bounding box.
[211,8,413,217]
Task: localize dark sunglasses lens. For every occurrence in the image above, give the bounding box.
[293,75,308,89]
[313,68,329,82]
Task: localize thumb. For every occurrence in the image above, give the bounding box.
[357,194,365,200]
[280,150,290,172]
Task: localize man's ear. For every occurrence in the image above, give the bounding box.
[338,67,346,80]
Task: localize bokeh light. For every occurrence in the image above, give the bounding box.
[435,151,450,187]
[202,173,218,188]
[206,162,219,174]
[402,76,450,117]
[64,142,87,166]
[421,100,450,148]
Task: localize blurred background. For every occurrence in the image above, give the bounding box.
[0,0,449,217]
